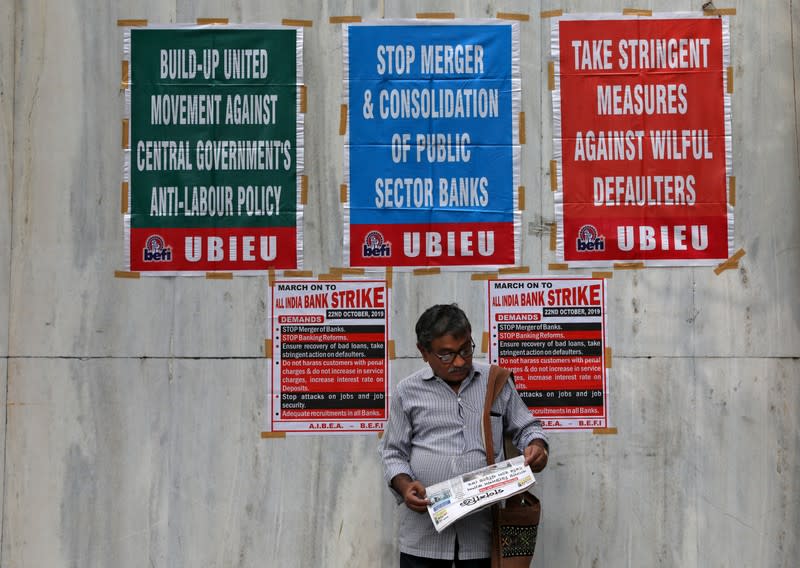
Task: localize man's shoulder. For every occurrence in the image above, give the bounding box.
[396,366,432,392]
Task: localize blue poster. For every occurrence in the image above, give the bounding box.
[344,20,520,268]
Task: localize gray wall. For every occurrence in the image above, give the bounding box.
[2,1,798,567]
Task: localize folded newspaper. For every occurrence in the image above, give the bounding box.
[426,455,535,532]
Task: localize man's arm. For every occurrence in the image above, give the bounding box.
[390,473,430,513]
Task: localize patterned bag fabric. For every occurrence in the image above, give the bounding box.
[483,365,541,568]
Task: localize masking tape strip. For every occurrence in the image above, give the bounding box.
[497,12,530,21]
[339,184,348,203]
[714,248,745,275]
[728,176,736,206]
[318,273,342,280]
[261,431,286,439]
[264,339,273,358]
[549,223,556,251]
[117,19,148,27]
[548,61,555,91]
[114,270,140,279]
[613,262,645,270]
[518,186,525,211]
[704,8,736,16]
[519,112,526,144]
[592,271,613,279]
[377,431,384,439]
[121,119,129,149]
[206,272,233,279]
[727,67,734,94]
[284,270,313,277]
[540,9,563,18]
[300,85,307,113]
[282,19,313,27]
[481,332,490,353]
[416,12,456,19]
[548,263,569,271]
[121,61,129,89]
[121,182,129,214]
[413,267,441,276]
[197,18,228,25]
[623,8,652,16]
[330,15,362,23]
[470,273,497,281]
[499,266,529,275]
[385,266,393,289]
[268,269,277,286]
[330,267,366,276]
[593,427,618,435]
[388,340,396,359]
[604,347,612,368]
[550,160,558,191]
[339,104,347,135]
[300,175,308,204]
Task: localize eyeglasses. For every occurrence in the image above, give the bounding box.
[430,339,475,364]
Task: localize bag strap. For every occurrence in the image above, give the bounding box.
[483,364,511,466]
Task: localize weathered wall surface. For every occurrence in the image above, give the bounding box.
[1,1,798,567]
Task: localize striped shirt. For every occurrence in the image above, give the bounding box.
[381,360,548,560]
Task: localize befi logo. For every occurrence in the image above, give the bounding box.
[576,224,605,252]
[143,235,173,262]
[362,230,391,258]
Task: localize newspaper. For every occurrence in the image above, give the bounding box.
[426,455,535,532]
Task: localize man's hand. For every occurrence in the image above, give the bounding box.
[524,439,549,473]
[391,474,430,513]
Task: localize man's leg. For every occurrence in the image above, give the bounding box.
[452,537,491,568]
[399,552,453,568]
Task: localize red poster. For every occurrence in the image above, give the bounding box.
[269,280,389,433]
[552,14,733,266]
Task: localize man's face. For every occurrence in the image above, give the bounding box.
[418,333,474,385]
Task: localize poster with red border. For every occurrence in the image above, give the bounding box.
[487,277,609,431]
[551,14,733,266]
[269,280,389,433]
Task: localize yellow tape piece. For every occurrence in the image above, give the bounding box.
[593,427,618,435]
[416,12,455,19]
[197,18,228,25]
[728,176,736,206]
[283,270,313,277]
[265,339,273,358]
[727,67,734,94]
[481,332,490,353]
[549,223,557,252]
[604,347,612,368]
[268,269,277,287]
[550,160,558,191]
[114,270,140,279]
[261,431,287,439]
[499,266,529,275]
[388,340,396,360]
[497,12,530,21]
[121,182,129,214]
[206,272,233,279]
[117,19,148,27]
[704,7,736,16]
[318,273,342,280]
[548,263,569,271]
[614,262,645,270]
[386,266,393,289]
[339,184,348,203]
[413,267,441,276]
[121,61,129,89]
[548,61,555,91]
[300,85,307,113]
[330,15,362,23]
[282,19,313,27]
[540,9,563,18]
[330,267,366,276]
[121,119,129,149]
[470,273,497,281]
[300,175,308,205]
[519,111,526,145]
[623,8,652,16]
[339,104,348,135]
[714,248,746,275]
[592,271,613,279]
[518,186,525,211]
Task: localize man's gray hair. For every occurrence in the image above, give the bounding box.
[415,304,472,349]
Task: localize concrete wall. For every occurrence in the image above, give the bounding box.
[1,0,798,566]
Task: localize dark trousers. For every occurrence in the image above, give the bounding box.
[400,538,491,568]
